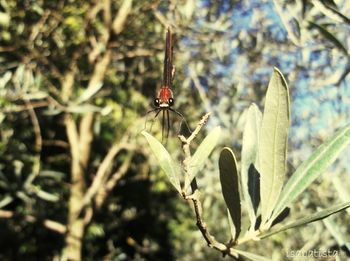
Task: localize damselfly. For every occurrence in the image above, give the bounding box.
[147,28,190,140]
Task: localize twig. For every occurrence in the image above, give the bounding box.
[189,68,212,113]
[11,68,42,188]
[112,0,133,34]
[79,136,129,212]
[95,151,133,209]
[179,113,239,259]
[0,210,66,234]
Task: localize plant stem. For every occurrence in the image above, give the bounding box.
[179,113,239,259]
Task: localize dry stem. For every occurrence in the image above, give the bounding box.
[179,113,239,259]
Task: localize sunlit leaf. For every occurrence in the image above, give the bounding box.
[35,188,59,202]
[184,126,221,190]
[311,0,350,24]
[261,201,350,239]
[0,12,10,27]
[219,147,241,240]
[77,82,103,103]
[39,170,65,181]
[142,131,182,193]
[323,213,350,253]
[271,123,350,221]
[259,68,290,226]
[0,195,13,209]
[241,103,262,228]
[227,209,236,241]
[332,176,350,214]
[0,71,12,88]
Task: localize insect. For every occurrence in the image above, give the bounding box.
[147,28,189,140]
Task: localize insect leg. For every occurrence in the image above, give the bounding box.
[161,109,165,141]
[166,109,170,140]
[169,108,192,135]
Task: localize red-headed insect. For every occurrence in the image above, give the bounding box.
[147,28,190,140]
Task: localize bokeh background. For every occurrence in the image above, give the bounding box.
[1,0,349,260]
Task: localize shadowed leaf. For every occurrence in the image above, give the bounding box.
[271,207,290,227]
[241,103,262,228]
[219,147,241,240]
[248,164,260,215]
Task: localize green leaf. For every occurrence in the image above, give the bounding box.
[184,126,221,190]
[323,213,350,252]
[241,103,262,228]
[259,67,290,225]
[142,131,182,193]
[234,249,270,261]
[34,188,59,202]
[308,21,348,55]
[311,0,350,24]
[332,176,350,213]
[77,82,103,103]
[219,147,241,240]
[0,195,13,209]
[0,71,12,88]
[39,170,65,181]
[0,12,10,27]
[271,123,350,221]
[261,201,350,239]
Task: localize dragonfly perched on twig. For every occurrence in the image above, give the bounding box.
[147,28,190,141]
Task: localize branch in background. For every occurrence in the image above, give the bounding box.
[189,67,212,113]
[11,67,43,189]
[272,0,301,46]
[103,0,112,27]
[2,100,50,113]
[79,135,129,213]
[23,98,42,188]
[95,151,133,209]
[60,53,79,103]
[79,112,94,168]
[112,0,133,34]
[0,210,66,234]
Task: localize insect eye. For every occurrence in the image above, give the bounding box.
[154,98,160,107]
[168,98,174,106]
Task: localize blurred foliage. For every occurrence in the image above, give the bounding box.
[0,0,349,260]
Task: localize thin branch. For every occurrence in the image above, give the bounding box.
[95,151,133,209]
[2,100,50,113]
[179,113,239,259]
[79,135,129,212]
[112,0,133,34]
[23,98,42,188]
[60,53,79,103]
[103,0,112,27]
[189,68,212,113]
[0,210,66,234]
[79,112,94,168]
